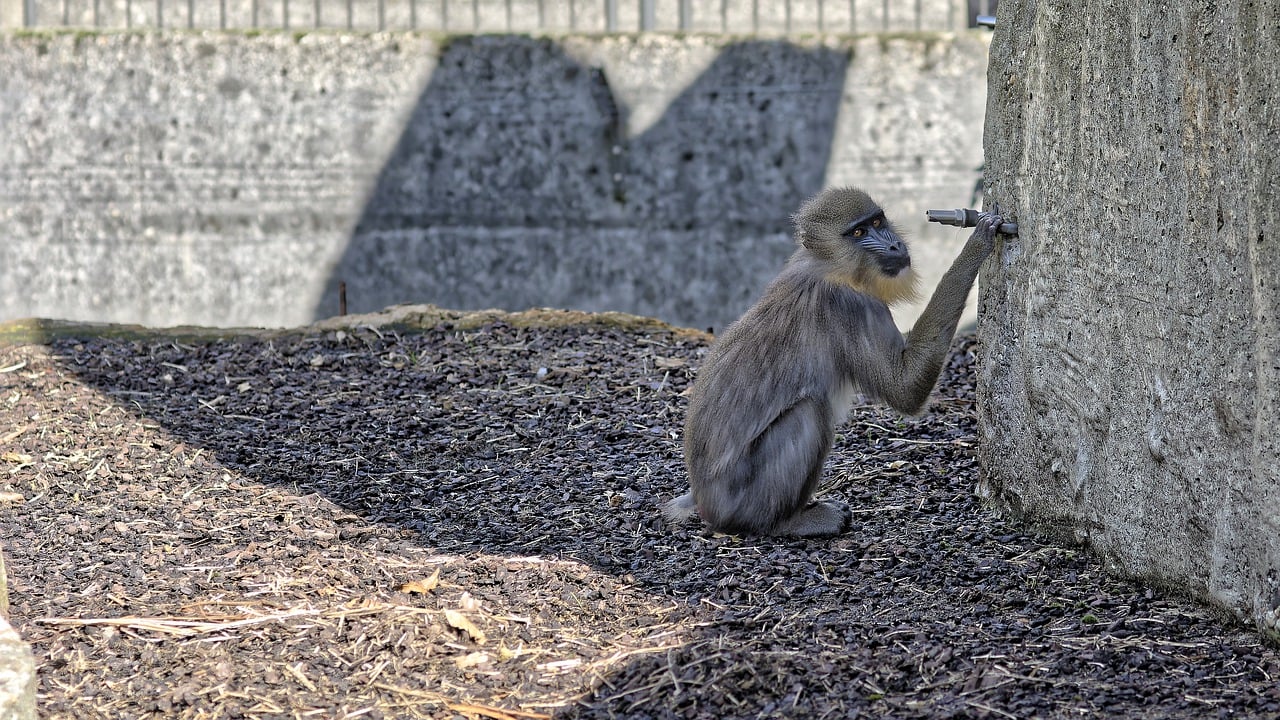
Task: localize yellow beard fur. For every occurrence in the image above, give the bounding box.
[827,267,921,306]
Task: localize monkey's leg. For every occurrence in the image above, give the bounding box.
[699,400,850,537]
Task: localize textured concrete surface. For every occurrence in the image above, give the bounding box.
[978,1,1280,636]
[0,616,35,720]
[1,31,989,331]
[0,546,34,720]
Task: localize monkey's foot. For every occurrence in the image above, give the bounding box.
[770,500,852,537]
[660,492,698,524]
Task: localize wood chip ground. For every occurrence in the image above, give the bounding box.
[1,312,1277,719]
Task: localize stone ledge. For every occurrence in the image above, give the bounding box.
[0,304,712,347]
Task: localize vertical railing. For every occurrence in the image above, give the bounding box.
[639,0,654,31]
[1,0,988,32]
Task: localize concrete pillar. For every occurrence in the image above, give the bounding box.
[978,0,1280,637]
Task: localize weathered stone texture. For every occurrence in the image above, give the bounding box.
[978,1,1280,633]
[0,617,35,720]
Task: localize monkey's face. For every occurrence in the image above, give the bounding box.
[793,187,919,305]
[841,209,910,277]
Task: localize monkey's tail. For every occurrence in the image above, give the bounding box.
[660,493,698,525]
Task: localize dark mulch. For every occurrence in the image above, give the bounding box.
[1,308,1277,720]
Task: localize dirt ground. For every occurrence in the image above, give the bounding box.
[1,307,1278,719]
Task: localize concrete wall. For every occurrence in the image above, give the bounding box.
[978,1,1280,635]
[0,30,990,331]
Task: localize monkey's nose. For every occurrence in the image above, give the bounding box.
[879,250,910,275]
[877,237,910,274]
[881,237,908,261]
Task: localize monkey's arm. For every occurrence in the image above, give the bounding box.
[864,212,1000,414]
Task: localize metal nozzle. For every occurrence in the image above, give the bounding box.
[925,208,1018,236]
[975,15,997,28]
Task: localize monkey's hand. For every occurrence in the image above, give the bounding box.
[965,206,1005,259]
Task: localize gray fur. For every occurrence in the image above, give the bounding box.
[666,187,1001,537]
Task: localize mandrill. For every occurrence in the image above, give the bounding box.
[664,187,1003,537]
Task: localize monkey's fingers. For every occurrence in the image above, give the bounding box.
[976,212,1005,234]
[981,205,1018,235]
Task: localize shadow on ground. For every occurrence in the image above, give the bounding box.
[3,311,1276,717]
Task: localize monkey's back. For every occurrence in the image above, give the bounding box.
[683,255,897,483]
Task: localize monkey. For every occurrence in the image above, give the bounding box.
[663,187,1003,537]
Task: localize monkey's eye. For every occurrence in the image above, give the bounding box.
[850,227,866,238]
[871,218,883,228]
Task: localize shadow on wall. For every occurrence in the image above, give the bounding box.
[314,36,848,330]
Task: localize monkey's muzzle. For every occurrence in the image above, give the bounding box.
[878,252,910,276]
[866,228,910,275]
